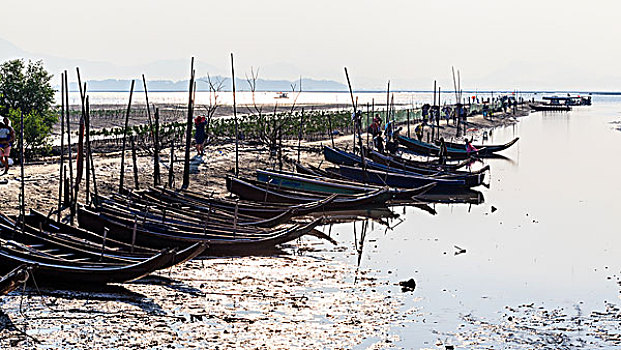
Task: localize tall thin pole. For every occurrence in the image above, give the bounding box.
[182,57,195,189]
[437,86,441,137]
[343,67,366,168]
[75,68,87,207]
[131,136,139,189]
[297,108,304,163]
[168,138,174,188]
[141,74,154,142]
[85,95,91,205]
[231,53,239,177]
[366,102,370,147]
[87,97,98,203]
[385,81,390,123]
[19,110,24,233]
[153,108,161,186]
[57,72,65,222]
[385,81,390,149]
[326,112,334,148]
[119,79,135,193]
[407,109,411,138]
[64,71,74,224]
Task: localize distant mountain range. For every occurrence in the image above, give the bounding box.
[65,77,347,92]
[0,37,347,92]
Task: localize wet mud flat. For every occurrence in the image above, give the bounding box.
[0,244,410,349]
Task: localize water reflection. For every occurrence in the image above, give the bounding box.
[320,97,621,348]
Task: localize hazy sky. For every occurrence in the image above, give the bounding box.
[1,0,620,90]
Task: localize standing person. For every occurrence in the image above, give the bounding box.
[367,116,384,152]
[0,116,15,174]
[415,123,424,141]
[194,115,207,156]
[464,137,478,155]
[438,137,447,165]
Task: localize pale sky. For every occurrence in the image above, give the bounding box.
[1,0,620,90]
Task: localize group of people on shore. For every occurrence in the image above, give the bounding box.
[367,115,403,153]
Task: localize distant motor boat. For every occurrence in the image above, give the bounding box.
[542,95,592,106]
[274,92,289,99]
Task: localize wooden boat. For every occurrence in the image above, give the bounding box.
[143,187,335,219]
[397,135,483,159]
[25,211,209,269]
[297,162,485,204]
[324,146,487,186]
[0,264,32,295]
[255,168,436,200]
[325,165,476,191]
[0,238,174,284]
[77,207,324,254]
[227,176,392,208]
[435,137,519,156]
[99,193,295,228]
[0,215,207,269]
[395,148,473,171]
[364,148,488,176]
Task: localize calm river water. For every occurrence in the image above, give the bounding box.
[311,95,621,348]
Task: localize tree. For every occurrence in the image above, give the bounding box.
[0,59,57,156]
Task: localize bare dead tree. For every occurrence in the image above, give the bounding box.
[199,74,225,143]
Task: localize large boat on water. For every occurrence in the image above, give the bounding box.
[529,94,591,111]
[542,95,592,106]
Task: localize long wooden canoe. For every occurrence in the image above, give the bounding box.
[144,187,336,219]
[324,146,486,187]
[226,176,392,208]
[255,168,436,200]
[77,207,324,254]
[436,137,519,156]
[0,245,174,285]
[397,135,481,159]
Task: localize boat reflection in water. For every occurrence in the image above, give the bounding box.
[415,188,485,205]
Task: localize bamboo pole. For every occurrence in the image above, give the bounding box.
[131,136,139,189]
[182,57,195,189]
[76,70,89,202]
[231,53,239,177]
[19,110,24,233]
[141,74,154,142]
[407,109,411,138]
[297,108,304,163]
[437,87,441,137]
[366,102,370,147]
[343,67,366,168]
[153,108,161,186]
[87,98,98,204]
[57,73,65,222]
[119,79,135,193]
[168,138,174,188]
[84,96,91,205]
[64,71,74,224]
[326,112,334,148]
[385,81,390,149]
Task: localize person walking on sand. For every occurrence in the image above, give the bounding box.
[0,116,15,174]
[194,115,207,156]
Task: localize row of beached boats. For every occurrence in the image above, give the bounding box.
[0,134,517,292]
